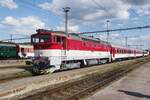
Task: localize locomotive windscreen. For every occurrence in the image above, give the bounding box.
[31,35,50,44]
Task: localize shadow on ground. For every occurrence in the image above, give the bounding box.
[118,90,150,99]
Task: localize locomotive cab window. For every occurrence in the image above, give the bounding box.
[31,35,50,43]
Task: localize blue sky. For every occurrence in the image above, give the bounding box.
[0,0,150,49]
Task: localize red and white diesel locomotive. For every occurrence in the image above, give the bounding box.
[31,29,143,74]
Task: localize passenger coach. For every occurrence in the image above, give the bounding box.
[0,41,34,59]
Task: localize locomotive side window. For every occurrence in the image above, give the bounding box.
[54,36,57,43]
[62,37,65,44]
[54,36,61,43]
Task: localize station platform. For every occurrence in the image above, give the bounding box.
[86,61,150,100]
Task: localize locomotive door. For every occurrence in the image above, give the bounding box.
[61,37,67,61]
[111,47,115,61]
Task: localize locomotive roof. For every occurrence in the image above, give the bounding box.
[36,29,66,35]
[69,33,110,45]
[35,29,110,45]
[79,35,110,45]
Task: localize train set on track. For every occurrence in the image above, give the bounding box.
[31,29,149,74]
[0,29,149,74]
[0,42,34,59]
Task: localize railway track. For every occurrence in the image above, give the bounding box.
[0,65,31,69]
[0,65,33,83]
[0,71,33,84]
[20,59,146,100]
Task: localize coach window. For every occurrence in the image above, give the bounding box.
[9,48,12,51]
[115,49,117,53]
[117,49,119,53]
[83,42,86,46]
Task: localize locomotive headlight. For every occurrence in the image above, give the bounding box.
[39,54,42,57]
[39,51,43,57]
[33,56,49,65]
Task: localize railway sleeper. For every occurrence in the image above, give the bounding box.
[65,71,128,100]
[74,84,90,90]
[51,91,72,99]
[62,88,79,94]
[50,93,65,100]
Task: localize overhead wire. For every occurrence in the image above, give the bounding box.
[91,0,112,19]
[0,37,30,41]
[18,0,52,19]
[78,25,150,34]
[19,0,63,18]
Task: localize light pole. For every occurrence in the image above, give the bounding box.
[10,34,13,42]
[106,20,110,43]
[125,36,128,47]
[63,7,70,66]
[63,7,70,34]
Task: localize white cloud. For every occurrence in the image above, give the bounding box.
[39,0,150,49]
[140,34,150,40]
[136,6,150,16]
[1,16,45,35]
[39,0,130,24]
[121,0,150,16]
[121,0,150,6]
[0,0,18,9]
[1,16,20,26]
[56,24,79,32]
[38,0,150,25]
